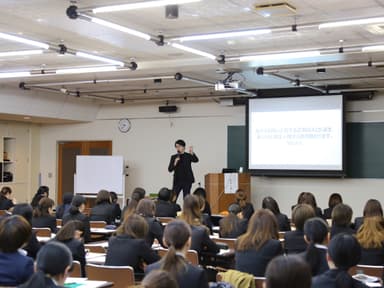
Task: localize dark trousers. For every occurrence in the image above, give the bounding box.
[173,182,192,200]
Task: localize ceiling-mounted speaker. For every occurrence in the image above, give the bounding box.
[159,105,178,113]
[166,5,179,19]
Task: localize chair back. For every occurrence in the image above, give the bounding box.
[33,227,52,237]
[86,264,134,288]
[83,208,91,216]
[90,221,107,228]
[0,210,7,216]
[157,248,199,266]
[70,260,82,278]
[56,218,63,227]
[212,237,236,250]
[349,264,384,278]
[157,217,174,225]
[85,245,107,253]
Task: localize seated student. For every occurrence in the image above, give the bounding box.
[301,218,329,276]
[330,203,355,238]
[32,197,57,233]
[105,213,159,276]
[137,198,164,247]
[323,193,343,220]
[312,234,368,288]
[235,209,283,277]
[145,220,209,288]
[13,203,41,259]
[19,241,73,288]
[63,195,91,243]
[354,199,383,231]
[0,186,16,211]
[0,215,34,286]
[233,189,254,220]
[142,270,178,288]
[30,186,49,209]
[193,187,211,216]
[110,191,122,222]
[155,187,180,218]
[55,192,73,219]
[284,204,315,254]
[196,195,213,234]
[356,215,384,266]
[262,196,291,231]
[219,203,247,238]
[296,192,323,219]
[179,195,219,256]
[265,255,312,288]
[89,189,115,225]
[123,187,146,219]
[54,220,86,277]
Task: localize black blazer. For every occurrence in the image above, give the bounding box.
[190,225,219,256]
[284,230,307,254]
[168,152,199,184]
[63,212,91,243]
[235,239,283,277]
[237,202,254,220]
[0,195,13,211]
[330,225,355,239]
[24,231,41,259]
[112,203,122,220]
[312,269,368,288]
[144,217,164,247]
[90,202,115,225]
[354,217,364,231]
[276,213,291,231]
[155,200,179,218]
[146,257,209,288]
[32,215,57,233]
[105,235,159,273]
[219,218,248,238]
[359,247,384,266]
[56,203,71,219]
[323,207,333,219]
[55,238,86,277]
[300,246,329,276]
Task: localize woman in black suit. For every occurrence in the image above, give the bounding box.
[330,203,355,238]
[323,193,343,220]
[19,242,73,288]
[262,196,290,231]
[54,220,86,277]
[63,195,91,243]
[235,209,283,277]
[234,189,254,220]
[155,187,180,218]
[312,234,367,288]
[193,187,211,216]
[32,197,57,233]
[30,186,49,209]
[145,220,209,288]
[89,190,115,225]
[105,213,159,277]
[136,198,164,247]
[0,186,15,211]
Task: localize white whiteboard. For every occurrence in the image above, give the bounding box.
[75,156,125,196]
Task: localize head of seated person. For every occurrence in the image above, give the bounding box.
[117,213,148,238]
[0,215,31,253]
[328,193,343,210]
[158,188,172,203]
[220,203,243,237]
[33,197,54,218]
[95,189,111,205]
[363,199,383,218]
[180,195,202,226]
[292,204,315,231]
[142,269,178,288]
[55,220,84,242]
[262,197,281,216]
[69,195,86,215]
[13,203,33,225]
[137,199,156,218]
[332,203,353,228]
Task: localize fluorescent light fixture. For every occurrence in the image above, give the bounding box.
[0,32,49,49]
[240,50,321,62]
[170,43,216,60]
[89,17,151,40]
[92,0,201,13]
[362,45,384,52]
[76,51,124,66]
[319,17,384,29]
[56,66,118,75]
[177,29,271,42]
[0,50,44,57]
[0,71,31,79]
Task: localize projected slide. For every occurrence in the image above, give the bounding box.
[248,95,344,173]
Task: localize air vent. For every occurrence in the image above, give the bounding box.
[254,2,296,17]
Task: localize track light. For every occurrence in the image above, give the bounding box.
[0,32,49,49]
[240,50,320,62]
[76,51,124,66]
[0,71,31,79]
[56,66,118,75]
[176,29,271,42]
[319,17,384,29]
[170,43,216,60]
[217,55,225,64]
[0,50,44,57]
[316,68,326,73]
[174,72,183,80]
[293,79,301,86]
[91,0,202,13]
[58,44,67,54]
[256,67,264,75]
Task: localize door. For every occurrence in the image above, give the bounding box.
[57,141,112,204]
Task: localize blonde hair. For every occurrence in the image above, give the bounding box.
[357,216,384,249]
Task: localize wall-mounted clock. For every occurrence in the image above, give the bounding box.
[118,118,131,133]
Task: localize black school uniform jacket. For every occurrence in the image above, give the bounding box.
[168,152,199,184]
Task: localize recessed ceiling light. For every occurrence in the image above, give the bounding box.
[227,40,236,45]
[36,18,44,22]
[191,14,199,17]
[243,7,251,12]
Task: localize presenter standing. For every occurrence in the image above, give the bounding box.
[168,139,199,201]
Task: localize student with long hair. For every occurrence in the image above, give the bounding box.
[301,217,329,276]
[123,187,146,219]
[193,187,211,216]
[105,213,159,277]
[179,195,218,256]
[324,193,343,219]
[0,186,16,211]
[54,220,86,277]
[265,255,311,288]
[235,209,283,276]
[63,195,91,243]
[145,220,208,288]
[30,186,49,209]
[234,189,254,220]
[32,197,57,233]
[13,203,41,259]
[19,242,73,288]
[219,203,247,238]
[142,270,179,288]
[284,204,315,254]
[262,196,290,231]
[356,215,384,265]
[90,189,115,224]
[0,215,34,286]
[137,198,164,247]
[110,191,122,221]
[295,192,323,218]
[354,199,383,231]
[312,234,367,288]
[330,203,355,238]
